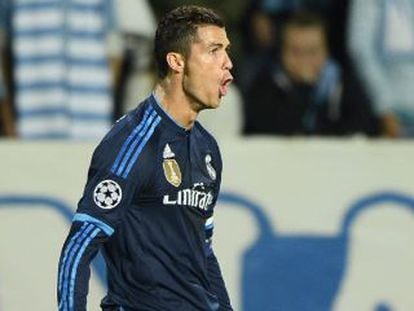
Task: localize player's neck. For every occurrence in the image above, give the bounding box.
[154,79,198,130]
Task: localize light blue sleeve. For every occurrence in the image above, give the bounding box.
[348,0,394,114]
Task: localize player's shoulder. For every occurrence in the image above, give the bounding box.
[105,97,154,141]
[194,120,219,149]
[194,121,222,160]
[91,96,156,172]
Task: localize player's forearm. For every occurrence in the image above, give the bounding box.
[207,252,233,310]
[57,222,105,310]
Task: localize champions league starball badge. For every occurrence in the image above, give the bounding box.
[93,179,122,209]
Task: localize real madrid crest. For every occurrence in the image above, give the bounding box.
[162,144,182,187]
[205,154,216,180]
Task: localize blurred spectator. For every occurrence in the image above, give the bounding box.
[239,0,350,93]
[11,0,121,139]
[0,0,14,136]
[348,0,414,138]
[113,0,157,116]
[243,12,379,136]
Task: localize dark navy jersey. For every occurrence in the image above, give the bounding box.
[57,94,233,311]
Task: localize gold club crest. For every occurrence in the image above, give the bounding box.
[162,144,182,187]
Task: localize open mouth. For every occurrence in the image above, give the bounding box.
[219,76,234,97]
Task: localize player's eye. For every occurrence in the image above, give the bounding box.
[225,47,232,57]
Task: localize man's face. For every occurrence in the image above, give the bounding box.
[281,26,328,84]
[183,25,233,110]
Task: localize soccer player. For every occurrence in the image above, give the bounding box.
[57,5,234,311]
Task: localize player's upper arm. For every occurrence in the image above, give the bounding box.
[74,112,153,232]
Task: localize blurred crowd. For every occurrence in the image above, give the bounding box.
[1,0,414,140]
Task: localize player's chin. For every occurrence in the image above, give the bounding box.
[204,101,221,110]
[198,97,220,111]
[204,94,222,109]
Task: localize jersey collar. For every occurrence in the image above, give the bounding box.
[149,92,191,136]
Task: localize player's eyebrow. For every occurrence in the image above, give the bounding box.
[208,42,224,49]
[208,42,232,51]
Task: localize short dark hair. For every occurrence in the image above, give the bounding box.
[154,5,225,79]
[281,11,327,43]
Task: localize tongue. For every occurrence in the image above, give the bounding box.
[219,83,229,97]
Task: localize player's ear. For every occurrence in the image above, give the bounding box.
[166,52,185,74]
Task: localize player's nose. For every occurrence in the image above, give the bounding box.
[223,52,233,71]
